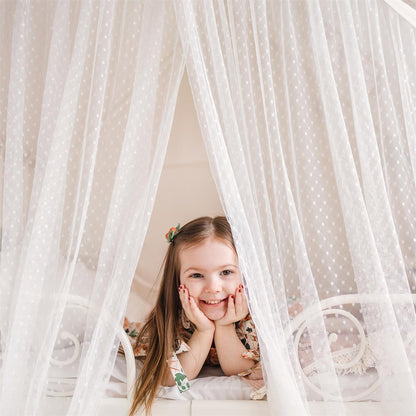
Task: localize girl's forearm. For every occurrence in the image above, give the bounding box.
[214,324,255,376]
[162,328,214,386]
[180,328,214,379]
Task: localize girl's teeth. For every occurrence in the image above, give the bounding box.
[205,299,222,304]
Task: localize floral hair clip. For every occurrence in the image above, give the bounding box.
[165,224,180,243]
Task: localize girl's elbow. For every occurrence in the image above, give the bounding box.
[222,368,237,377]
[161,373,175,387]
[161,380,176,387]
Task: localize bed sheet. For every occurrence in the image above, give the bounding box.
[107,355,254,400]
[40,397,391,416]
[46,346,393,403]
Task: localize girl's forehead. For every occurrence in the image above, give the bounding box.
[179,237,238,270]
[180,236,235,255]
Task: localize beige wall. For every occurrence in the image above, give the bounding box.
[126,72,223,320]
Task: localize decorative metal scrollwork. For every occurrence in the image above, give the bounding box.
[46,295,136,402]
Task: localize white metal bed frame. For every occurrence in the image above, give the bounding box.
[47,295,136,403]
[47,293,416,412]
[287,293,416,402]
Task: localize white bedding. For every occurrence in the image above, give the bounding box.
[36,337,416,416]
[46,348,254,400]
[47,346,387,402]
[107,354,391,402]
[107,356,254,400]
[41,397,388,416]
[43,291,416,414]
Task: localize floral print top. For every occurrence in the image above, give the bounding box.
[123,314,261,394]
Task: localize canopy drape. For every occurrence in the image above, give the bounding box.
[0,1,184,415]
[176,0,416,414]
[1,1,416,415]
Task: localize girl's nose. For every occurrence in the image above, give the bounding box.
[204,276,222,293]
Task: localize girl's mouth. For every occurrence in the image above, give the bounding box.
[201,298,227,306]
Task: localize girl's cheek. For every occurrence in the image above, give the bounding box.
[184,281,198,297]
[225,281,239,294]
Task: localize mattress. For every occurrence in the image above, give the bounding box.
[44,347,408,415]
[41,397,388,416]
[46,348,384,402]
[39,293,416,415]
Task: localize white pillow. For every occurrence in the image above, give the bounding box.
[106,355,253,400]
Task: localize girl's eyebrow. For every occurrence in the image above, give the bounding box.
[182,267,204,274]
[182,264,238,274]
[218,264,239,269]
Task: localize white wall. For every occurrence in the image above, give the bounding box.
[126,72,223,320]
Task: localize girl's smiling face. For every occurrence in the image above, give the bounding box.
[179,237,242,321]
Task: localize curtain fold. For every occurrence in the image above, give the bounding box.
[177,0,416,414]
[0,1,184,415]
[1,0,416,415]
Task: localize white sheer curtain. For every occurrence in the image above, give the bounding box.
[0,1,184,415]
[2,0,416,415]
[176,0,416,414]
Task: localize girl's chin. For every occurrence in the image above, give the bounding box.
[204,311,226,321]
[199,298,228,321]
[199,301,227,321]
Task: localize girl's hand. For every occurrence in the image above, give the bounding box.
[215,284,248,327]
[179,285,215,333]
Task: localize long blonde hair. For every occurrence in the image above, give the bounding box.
[129,216,236,415]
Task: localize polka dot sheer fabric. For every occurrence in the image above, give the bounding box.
[1,1,416,415]
[0,1,184,415]
[177,0,416,414]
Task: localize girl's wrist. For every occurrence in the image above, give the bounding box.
[214,321,234,330]
[195,325,215,335]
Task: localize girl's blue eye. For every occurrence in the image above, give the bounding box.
[190,273,203,278]
[220,270,232,276]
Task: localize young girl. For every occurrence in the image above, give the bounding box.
[126,216,263,415]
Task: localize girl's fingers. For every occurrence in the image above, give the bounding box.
[241,295,249,317]
[189,295,199,311]
[236,284,248,319]
[186,290,201,314]
[235,286,242,310]
[179,286,191,313]
[180,285,206,318]
[227,293,236,319]
[178,285,185,301]
[185,290,215,331]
